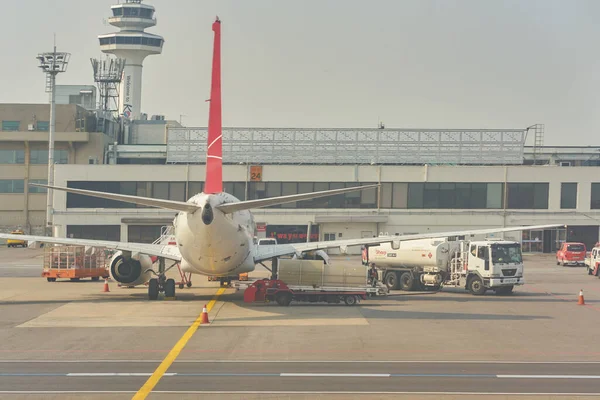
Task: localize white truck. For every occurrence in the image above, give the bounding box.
[362,237,524,295]
[585,246,600,276]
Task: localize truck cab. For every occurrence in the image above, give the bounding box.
[257,238,278,246]
[463,240,524,295]
[586,246,600,276]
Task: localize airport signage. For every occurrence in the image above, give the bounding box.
[250,165,262,181]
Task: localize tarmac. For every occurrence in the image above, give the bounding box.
[0,246,599,399]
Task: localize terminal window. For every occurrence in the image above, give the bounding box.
[0,149,25,164]
[1,121,20,131]
[30,149,68,164]
[560,183,577,209]
[324,233,336,241]
[0,179,24,193]
[507,183,549,209]
[128,225,162,244]
[406,182,504,209]
[67,225,120,241]
[591,183,600,209]
[36,121,49,131]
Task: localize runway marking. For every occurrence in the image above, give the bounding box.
[281,373,390,377]
[67,373,176,377]
[3,372,600,379]
[132,287,226,400]
[4,359,600,364]
[3,391,600,396]
[498,375,600,379]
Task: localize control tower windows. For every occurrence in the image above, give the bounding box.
[140,8,153,18]
[112,7,154,18]
[100,36,162,47]
[123,8,139,17]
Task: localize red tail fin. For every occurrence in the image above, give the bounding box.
[205,17,223,194]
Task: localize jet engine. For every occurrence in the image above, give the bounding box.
[108,251,155,286]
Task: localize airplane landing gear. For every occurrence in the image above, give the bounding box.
[148,258,177,300]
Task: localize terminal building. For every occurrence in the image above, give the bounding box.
[44,125,600,254]
[0,103,111,234]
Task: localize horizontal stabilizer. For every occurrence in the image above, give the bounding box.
[30,184,200,213]
[217,184,379,213]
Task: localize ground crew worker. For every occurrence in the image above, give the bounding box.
[369,263,378,287]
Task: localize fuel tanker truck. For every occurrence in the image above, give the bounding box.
[362,237,524,295]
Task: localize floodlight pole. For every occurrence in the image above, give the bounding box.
[47,46,57,235]
[37,44,70,236]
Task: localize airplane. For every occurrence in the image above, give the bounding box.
[0,18,563,300]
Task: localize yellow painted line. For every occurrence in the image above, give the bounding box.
[132,287,226,400]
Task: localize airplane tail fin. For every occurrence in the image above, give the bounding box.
[205,17,223,194]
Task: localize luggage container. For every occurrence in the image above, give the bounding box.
[42,245,109,282]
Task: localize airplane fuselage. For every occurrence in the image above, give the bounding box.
[173,192,257,276]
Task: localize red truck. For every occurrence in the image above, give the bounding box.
[556,242,586,266]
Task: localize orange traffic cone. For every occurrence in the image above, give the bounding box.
[201,304,210,324]
[103,278,110,293]
[578,289,585,305]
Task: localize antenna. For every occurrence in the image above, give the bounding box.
[91,56,126,116]
[36,43,70,233]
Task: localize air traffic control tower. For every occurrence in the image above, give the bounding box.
[98,0,164,120]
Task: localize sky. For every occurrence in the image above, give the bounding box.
[1,0,599,145]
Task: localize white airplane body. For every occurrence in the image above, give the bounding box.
[176,192,255,277]
[0,18,563,299]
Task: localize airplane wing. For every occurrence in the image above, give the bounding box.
[0,233,182,261]
[253,224,564,263]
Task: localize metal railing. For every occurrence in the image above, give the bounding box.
[166,127,526,165]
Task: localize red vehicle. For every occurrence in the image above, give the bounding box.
[556,242,587,266]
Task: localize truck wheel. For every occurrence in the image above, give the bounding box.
[276,292,292,306]
[91,276,100,282]
[495,286,514,295]
[47,277,56,282]
[148,278,159,300]
[468,277,486,296]
[344,295,357,306]
[399,272,414,291]
[588,267,593,276]
[384,272,399,290]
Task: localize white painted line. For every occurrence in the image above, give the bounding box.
[280,373,390,377]
[498,375,600,379]
[67,373,176,377]
[4,359,600,364]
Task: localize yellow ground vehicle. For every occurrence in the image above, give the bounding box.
[7,230,27,248]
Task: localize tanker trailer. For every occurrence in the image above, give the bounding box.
[362,237,460,291]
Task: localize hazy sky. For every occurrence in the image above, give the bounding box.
[1,0,599,145]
